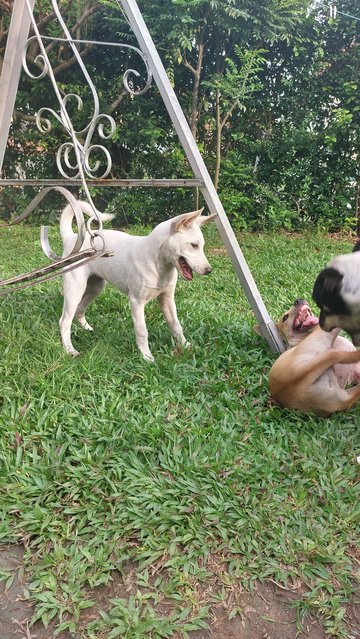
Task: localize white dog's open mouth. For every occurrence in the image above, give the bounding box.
[178,256,193,280]
[293,304,319,332]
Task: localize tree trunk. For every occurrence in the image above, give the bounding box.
[355,180,360,237]
[190,39,204,139]
[214,87,222,190]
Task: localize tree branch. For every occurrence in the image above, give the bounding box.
[12,109,48,126]
[53,43,92,76]
[71,1,100,36]
[182,50,196,77]
[108,87,129,114]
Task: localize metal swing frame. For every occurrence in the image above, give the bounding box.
[0,0,284,353]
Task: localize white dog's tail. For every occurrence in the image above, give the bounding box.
[60,201,115,241]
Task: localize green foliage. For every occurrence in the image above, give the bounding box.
[218,151,297,230]
[0,0,359,231]
[208,47,267,112]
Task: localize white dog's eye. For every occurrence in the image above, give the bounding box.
[191,243,199,249]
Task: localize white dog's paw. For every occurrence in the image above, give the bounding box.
[142,352,155,363]
[66,347,80,357]
[77,317,94,331]
[173,341,192,356]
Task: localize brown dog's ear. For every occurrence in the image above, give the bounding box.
[172,208,204,232]
[197,212,218,226]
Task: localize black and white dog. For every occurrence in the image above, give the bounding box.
[312,242,360,345]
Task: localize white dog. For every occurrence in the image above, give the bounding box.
[59,202,216,361]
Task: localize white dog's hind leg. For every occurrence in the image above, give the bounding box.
[77,317,93,331]
[75,275,106,331]
[129,297,154,362]
[158,291,190,348]
[60,271,89,357]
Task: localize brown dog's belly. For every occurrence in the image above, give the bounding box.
[269,382,332,417]
[268,353,340,417]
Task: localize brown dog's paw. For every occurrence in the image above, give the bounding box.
[267,396,281,408]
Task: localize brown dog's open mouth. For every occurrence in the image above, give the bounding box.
[178,256,193,281]
[293,304,319,332]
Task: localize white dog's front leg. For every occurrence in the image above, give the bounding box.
[158,292,189,348]
[129,297,154,362]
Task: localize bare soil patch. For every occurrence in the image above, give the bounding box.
[1,545,359,639]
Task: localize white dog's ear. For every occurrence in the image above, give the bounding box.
[173,208,204,232]
[197,212,218,226]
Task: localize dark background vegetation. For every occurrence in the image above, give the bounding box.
[0,0,359,231]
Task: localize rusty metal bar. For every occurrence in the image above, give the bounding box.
[0,248,112,296]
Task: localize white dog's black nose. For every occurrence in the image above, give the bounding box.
[204,266,212,275]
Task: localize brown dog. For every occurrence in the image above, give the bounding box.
[262,299,360,416]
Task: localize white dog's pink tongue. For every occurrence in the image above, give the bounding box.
[179,257,193,280]
[302,316,319,328]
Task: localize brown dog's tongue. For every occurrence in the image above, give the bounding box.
[302,316,319,328]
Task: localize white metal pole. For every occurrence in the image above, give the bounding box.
[0,0,35,173]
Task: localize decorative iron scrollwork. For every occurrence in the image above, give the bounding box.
[0,0,153,295]
[23,0,152,187]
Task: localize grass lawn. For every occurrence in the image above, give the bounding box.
[0,221,359,638]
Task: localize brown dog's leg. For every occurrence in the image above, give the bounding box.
[324,382,360,414]
[342,383,360,411]
[293,349,360,387]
